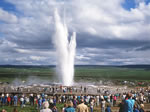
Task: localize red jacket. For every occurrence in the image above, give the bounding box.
[7,97,11,102]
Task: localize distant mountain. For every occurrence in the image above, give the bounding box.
[118,65,150,69]
[0,64,150,69]
[0,65,55,68]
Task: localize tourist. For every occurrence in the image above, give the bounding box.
[62,103,67,112]
[0,96,2,107]
[64,101,75,112]
[7,95,11,106]
[76,99,89,112]
[107,95,110,103]
[124,93,135,112]
[53,97,57,106]
[73,97,77,108]
[133,104,139,112]
[40,101,52,112]
[101,98,106,112]
[84,87,87,93]
[12,108,18,112]
[122,94,126,100]
[30,94,34,106]
[52,105,58,112]
[77,95,81,103]
[13,95,18,106]
[119,101,125,112]
[10,95,14,106]
[113,95,117,106]
[105,104,111,112]
[50,97,54,107]
[85,95,89,105]
[38,98,42,109]
[139,104,145,112]
[4,95,7,105]
[96,95,99,106]
[110,94,113,106]
[139,93,144,104]
[25,96,29,105]
[20,96,24,108]
[1,109,7,112]
[148,93,150,103]
[90,99,94,112]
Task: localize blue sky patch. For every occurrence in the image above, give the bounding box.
[0,0,16,12]
[145,0,150,5]
[122,0,136,11]
[122,0,150,11]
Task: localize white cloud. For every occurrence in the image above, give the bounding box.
[30,56,47,61]
[85,27,97,35]
[76,55,90,60]
[2,0,150,40]
[71,0,150,40]
[0,8,18,23]
[15,48,31,53]
[0,0,150,65]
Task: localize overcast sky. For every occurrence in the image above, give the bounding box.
[0,0,150,65]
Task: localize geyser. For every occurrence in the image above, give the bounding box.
[53,9,76,86]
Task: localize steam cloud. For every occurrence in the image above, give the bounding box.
[53,9,76,86]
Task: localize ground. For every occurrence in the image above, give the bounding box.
[0,103,150,112]
[0,65,150,111]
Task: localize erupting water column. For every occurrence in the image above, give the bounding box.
[53,9,76,86]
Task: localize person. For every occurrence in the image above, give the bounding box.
[7,95,11,106]
[139,93,144,104]
[64,101,75,112]
[101,99,106,112]
[30,94,34,106]
[119,101,125,112]
[40,101,52,112]
[12,108,18,112]
[148,93,150,103]
[105,104,111,112]
[90,99,94,112]
[62,103,67,112]
[53,97,57,106]
[52,105,58,112]
[133,104,139,112]
[76,99,89,112]
[110,95,113,106]
[139,104,145,112]
[73,97,77,108]
[1,109,7,112]
[10,95,14,106]
[20,96,24,108]
[124,93,135,112]
[38,98,42,109]
[113,95,117,106]
[96,95,100,106]
[13,95,18,106]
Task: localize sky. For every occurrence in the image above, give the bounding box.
[0,0,150,65]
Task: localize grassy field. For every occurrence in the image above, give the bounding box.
[0,103,64,112]
[0,102,150,112]
[0,65,150,83]
[0,106,37,112]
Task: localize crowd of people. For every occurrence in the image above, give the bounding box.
[0,86,150,112]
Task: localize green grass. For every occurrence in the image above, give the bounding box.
[0,105,38,112]
[75,67,150,80]
[0,103,64,112]
[0,66,150,82]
